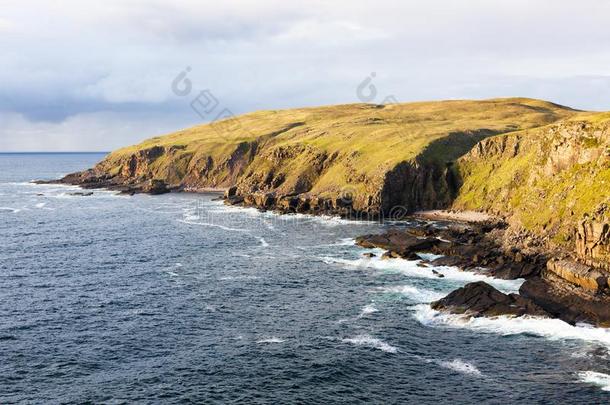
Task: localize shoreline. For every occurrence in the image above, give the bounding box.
[39,175,610,328]
[413,210,497,224]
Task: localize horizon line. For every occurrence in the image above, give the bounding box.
[0,151,110,154]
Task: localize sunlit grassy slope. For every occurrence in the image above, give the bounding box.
[454,112,610,246]
[97,98,576,207]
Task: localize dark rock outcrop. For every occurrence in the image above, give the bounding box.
[432,282,549,318]
[355,231,440,260]
[355,222,545,280]
[520,274,610,326]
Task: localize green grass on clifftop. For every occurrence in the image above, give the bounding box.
[99,98,576,202]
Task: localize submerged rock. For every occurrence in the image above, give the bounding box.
[432,281,549,318]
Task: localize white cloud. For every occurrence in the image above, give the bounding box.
[0,111,198,152]
[1,0,610,150]
[0,17,14,32]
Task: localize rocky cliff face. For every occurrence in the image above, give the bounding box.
[454,117,610,251]
[56,98,575,218]
[576,206,610,270]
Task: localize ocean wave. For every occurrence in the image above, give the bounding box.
[436,359,482,376]
[256,337,285,343]
[177,219,249,232]
[320,254,523,293]
[212,202,376,227]
[413,304,610,347]
[373,284,445,303]
[342,334,398,353]
[416,252,444,261]
[359,304,379,317]
[0,207,21,213]
[578,371,610,391]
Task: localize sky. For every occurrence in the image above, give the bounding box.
[2,0,610,151]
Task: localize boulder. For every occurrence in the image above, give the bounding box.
[431,281,549,318]
[355,231,440,258]
[142,179,169,195]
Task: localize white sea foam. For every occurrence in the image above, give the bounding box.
[216,203,374,226]
[359,304,379,317]
[374,285,445,303]
[35,202,46,208]
[437,359,482,376]
[578,371,610,391]
[416,252,444,261]
[220,275,260,281]
[336,238,356,246]
[413,305,610,347]
[320,254,523,293]
[342,334,398,353]
[177,219,249,232]
[256,337,285,343]
[0,207,21,213]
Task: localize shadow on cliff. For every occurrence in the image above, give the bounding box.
[380,129,500,215]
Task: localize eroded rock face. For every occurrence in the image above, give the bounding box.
[576,212,610,271]
[546,258,608,292]
[520,275,610,326]
[431,282,549,318]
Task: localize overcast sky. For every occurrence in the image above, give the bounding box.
[2,0,610,151]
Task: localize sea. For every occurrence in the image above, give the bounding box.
[1,153,610,403]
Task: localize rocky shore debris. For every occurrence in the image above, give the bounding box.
[355,221,542,280]
[36,170,173,196]
[356,220,610,326]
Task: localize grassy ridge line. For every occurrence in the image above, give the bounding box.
[94,98,576,212]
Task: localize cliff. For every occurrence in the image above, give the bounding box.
[453,113,610,254]
[58,98,575,218]
[54,97,610,323]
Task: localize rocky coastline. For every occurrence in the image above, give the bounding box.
[41,168,610,327]
[354,218,610,327]
[38,98,610,329]
[43,169,610,327]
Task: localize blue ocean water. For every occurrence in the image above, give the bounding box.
[1,153,610,403]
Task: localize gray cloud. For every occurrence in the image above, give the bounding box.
[1,0,610,151]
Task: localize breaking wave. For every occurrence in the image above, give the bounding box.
[413,305,610,347]
[342,334,398,353]
[578,371,610,391]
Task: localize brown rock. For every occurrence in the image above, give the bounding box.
[546,258,608,292]
[576,213,610,271]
